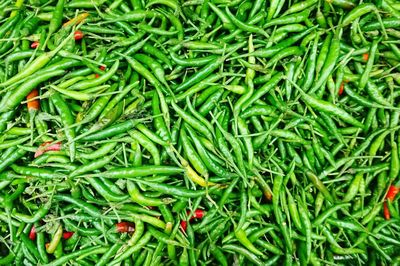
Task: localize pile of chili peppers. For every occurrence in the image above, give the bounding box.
[1,0,400,265]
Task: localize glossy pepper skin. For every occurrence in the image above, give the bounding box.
[1,1,400,265]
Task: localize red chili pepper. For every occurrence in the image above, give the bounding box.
[29,226,36,241]
[339,82,344,96]
[180,209,206,232]
[34,142,62,158]
[63,231,74,240]
[116,222,135,233]
[31,41,39,49]
[187,209,205,221]
[385,185,399,202]
[74,30,84,41]
[95,73,100,78]
[383,201,390,220]
[382,185,399,220]
[362,53,369,61]
[180,220,187,232]
[99,65,106,71]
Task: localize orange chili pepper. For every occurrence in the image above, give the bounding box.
[339,82,344,95]
[27,89,40,111]
[383,202,391,220]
